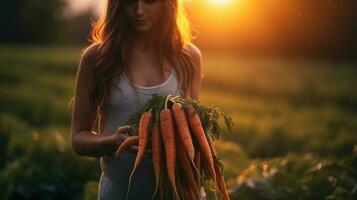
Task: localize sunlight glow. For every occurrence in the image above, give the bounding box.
[208,0,234,7]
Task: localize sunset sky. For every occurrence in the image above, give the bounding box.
[65,0,225,16]
[64,0,355,55]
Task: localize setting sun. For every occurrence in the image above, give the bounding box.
[208,0,234,7]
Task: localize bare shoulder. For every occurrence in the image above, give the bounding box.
[183,42,202,64]
[79,43,101,68]
[183,42,202,78]
[183,42,203,99]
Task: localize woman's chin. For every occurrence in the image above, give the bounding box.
[131,23,153,32]
[133,27,152,32]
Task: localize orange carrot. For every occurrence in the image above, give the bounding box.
[215,168,230,200]
[207,137,230,200]
[182,184,194,200]
[134,111,152,166]
[194,151,202,197]
[187,186,196,200]
[206,135,218,158]
[160,108,179,199]
[176,167,184,200]
[126,111,152,200]
[186,105,217,183]
[172,102,195,161]
[115,135,139,157]
[177,135,200,199]
[150,122,162,200]
[181,186,189,200]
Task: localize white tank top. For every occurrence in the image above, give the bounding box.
[98,68,184,199]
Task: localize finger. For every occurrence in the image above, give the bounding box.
[129,145,139,153]
[117,125,131,133]
[117,125,131,132]
[120,133,130,140]
[145,149,152,154]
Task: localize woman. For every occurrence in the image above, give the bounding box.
[70,0,204,199]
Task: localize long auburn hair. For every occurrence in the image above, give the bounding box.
[83,0,198,134]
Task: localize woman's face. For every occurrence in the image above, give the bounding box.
[124,0,164,33]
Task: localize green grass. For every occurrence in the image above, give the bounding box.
[0,45,356,200]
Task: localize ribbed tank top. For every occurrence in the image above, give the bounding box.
[98,68,183,199]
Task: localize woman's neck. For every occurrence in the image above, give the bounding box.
[131,30,156,52]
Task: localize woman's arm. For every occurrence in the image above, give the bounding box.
[70,44,129,157]
[185,42,203,100]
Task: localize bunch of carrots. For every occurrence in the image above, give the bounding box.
[115,94,235,200]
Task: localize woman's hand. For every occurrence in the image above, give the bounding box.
[113,125,132,150]
[113,125,152,154]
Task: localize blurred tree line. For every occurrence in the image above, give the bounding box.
[0,0,92,45]
[0,0,356,59]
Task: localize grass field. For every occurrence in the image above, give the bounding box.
[1,45,356,200]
